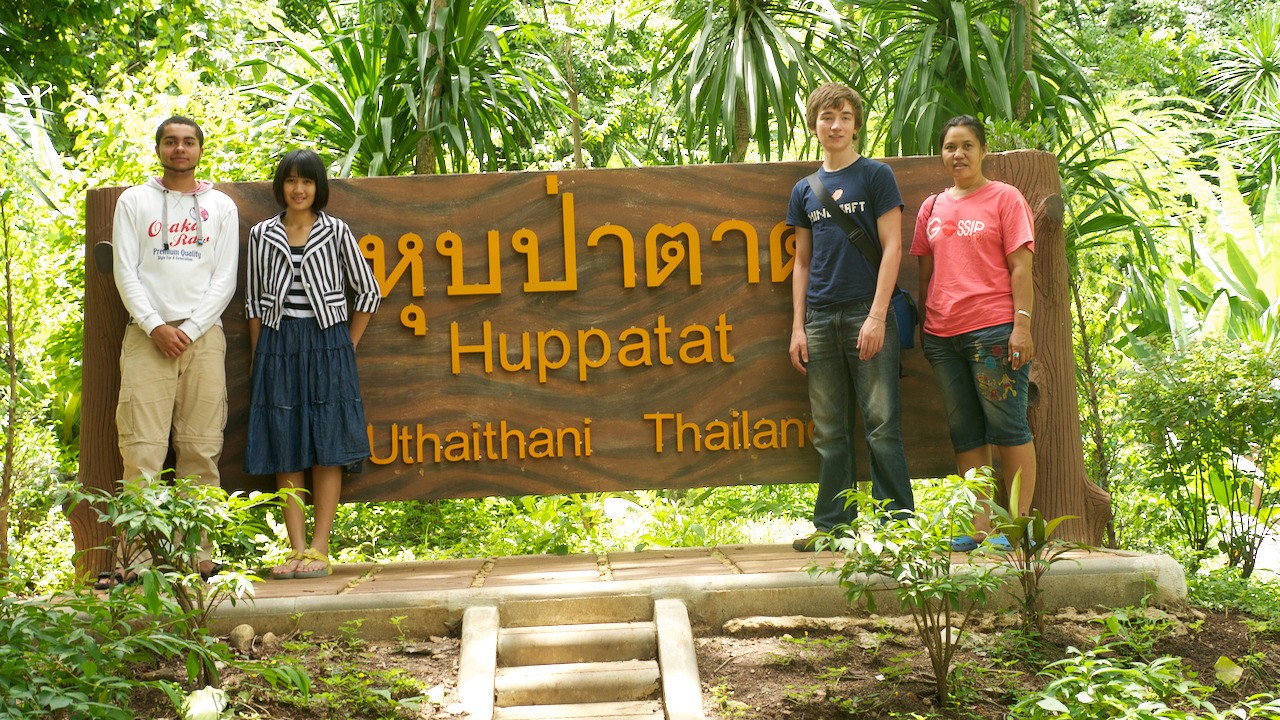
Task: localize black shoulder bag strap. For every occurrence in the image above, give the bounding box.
[805,171,883,268]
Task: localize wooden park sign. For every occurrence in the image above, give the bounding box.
[76,151,1111,569]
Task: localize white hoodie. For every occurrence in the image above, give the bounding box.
[112,177,239,342]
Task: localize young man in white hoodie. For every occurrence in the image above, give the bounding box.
[110,115,238,580]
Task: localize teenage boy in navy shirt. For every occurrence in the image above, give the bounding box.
[786,83,914,550]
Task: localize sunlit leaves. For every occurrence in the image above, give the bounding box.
[653,0,846,163]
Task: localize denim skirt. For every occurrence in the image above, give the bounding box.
[243,316,370,475]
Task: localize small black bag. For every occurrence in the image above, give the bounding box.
[805,172,919,349]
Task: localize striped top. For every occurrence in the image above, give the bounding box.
[244,212,381,330]
[282,245,316,318]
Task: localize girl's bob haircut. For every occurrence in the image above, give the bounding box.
[272,149,329,212]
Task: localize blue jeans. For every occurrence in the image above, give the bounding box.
[804,301,914,531]
[923,323,1033,454]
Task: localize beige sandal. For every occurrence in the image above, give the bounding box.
[271,549,306,580]
[293,548,332,579]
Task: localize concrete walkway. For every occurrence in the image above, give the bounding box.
[211,543,1186,639]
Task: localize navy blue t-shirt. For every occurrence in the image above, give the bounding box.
[786,157,904,309]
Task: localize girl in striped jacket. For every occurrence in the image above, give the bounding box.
[243,149,382,579]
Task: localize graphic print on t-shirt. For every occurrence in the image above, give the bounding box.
[927,215,986,244]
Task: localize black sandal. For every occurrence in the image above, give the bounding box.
[93,570,142,590]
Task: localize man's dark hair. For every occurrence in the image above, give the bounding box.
[272,149,330,212]
[939,115,987,149]
[155,115,204,147]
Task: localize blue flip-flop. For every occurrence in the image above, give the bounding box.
[947,535,979,552]
[985,534,1014,552]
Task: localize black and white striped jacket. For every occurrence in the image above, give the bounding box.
[244,212,381,330]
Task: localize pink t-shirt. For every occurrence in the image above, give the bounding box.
[910,181,1034,337]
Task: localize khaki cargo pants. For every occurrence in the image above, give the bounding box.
[116,323,227,564]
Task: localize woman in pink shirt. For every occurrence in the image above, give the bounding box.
[910,115,1036,552]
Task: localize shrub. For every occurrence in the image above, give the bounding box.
[1012,645,1280,719]
[1119,338,1280,577]
[815,470,1005,704]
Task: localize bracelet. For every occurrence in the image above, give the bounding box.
[1016,309,1031,319]
[867,315,885,324]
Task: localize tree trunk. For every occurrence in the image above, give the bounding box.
[415,0,449,175]
[732,93,750,162]
[1013,0,1037,120]
[562,4,583,168]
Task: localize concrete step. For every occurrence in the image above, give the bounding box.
[655,598,704,720]
[495,659,661,706]
[498,621,657,666]
[492,700,664,719]
[460,600,707,719]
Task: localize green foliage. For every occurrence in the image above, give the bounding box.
[652,0,846,163]
[64,476,283,648]
[246,1,424,177]
[817,472,1006,704]
[1011,645,1280,719]
[849,0,1103,157]
[0,583,222,719]
[0,480,311,719]
[543,2,677,169]
[321,483,813,562]
[1167,159,1280,347]
[988,476,1090,634]
[1076,22,1209,98]
[253,626,421,717]
[14,477,315,715]
[0,0,279,141]
[1187,572,1280,622]
[397,0,569,174]
[248,0,568,176]
[1206,11,1280,114]
[709,681,750,717]
[1091,606,1181,661]
[1207,11,1280,180]
[1119,337,1280,576]
[66,50,298,187]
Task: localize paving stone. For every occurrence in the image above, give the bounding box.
[347,558,486,594]
[717,543,835,574]
[608,548,730,582]
[248,561,377,599]
[655,599,705,720]
[495,659,660,706]
[484,553,601,587]
[499,621,656,666]
[459,606,500,720]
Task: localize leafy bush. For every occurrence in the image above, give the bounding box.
[10,476,314,716]
[0,583,221,719]
[1012,645,1280,719]
[1119,337,1280,576]
[322,483,814,561]
[817,471,1006,704]
[70,479,273,618]
[1187,572,1280,622]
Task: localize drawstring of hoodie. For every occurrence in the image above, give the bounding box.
[160,187,206,251]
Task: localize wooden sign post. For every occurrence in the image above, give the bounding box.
[75,152,1110,575]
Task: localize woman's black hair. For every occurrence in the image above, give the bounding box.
[272,149,329,212]
[938,115,987,149]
